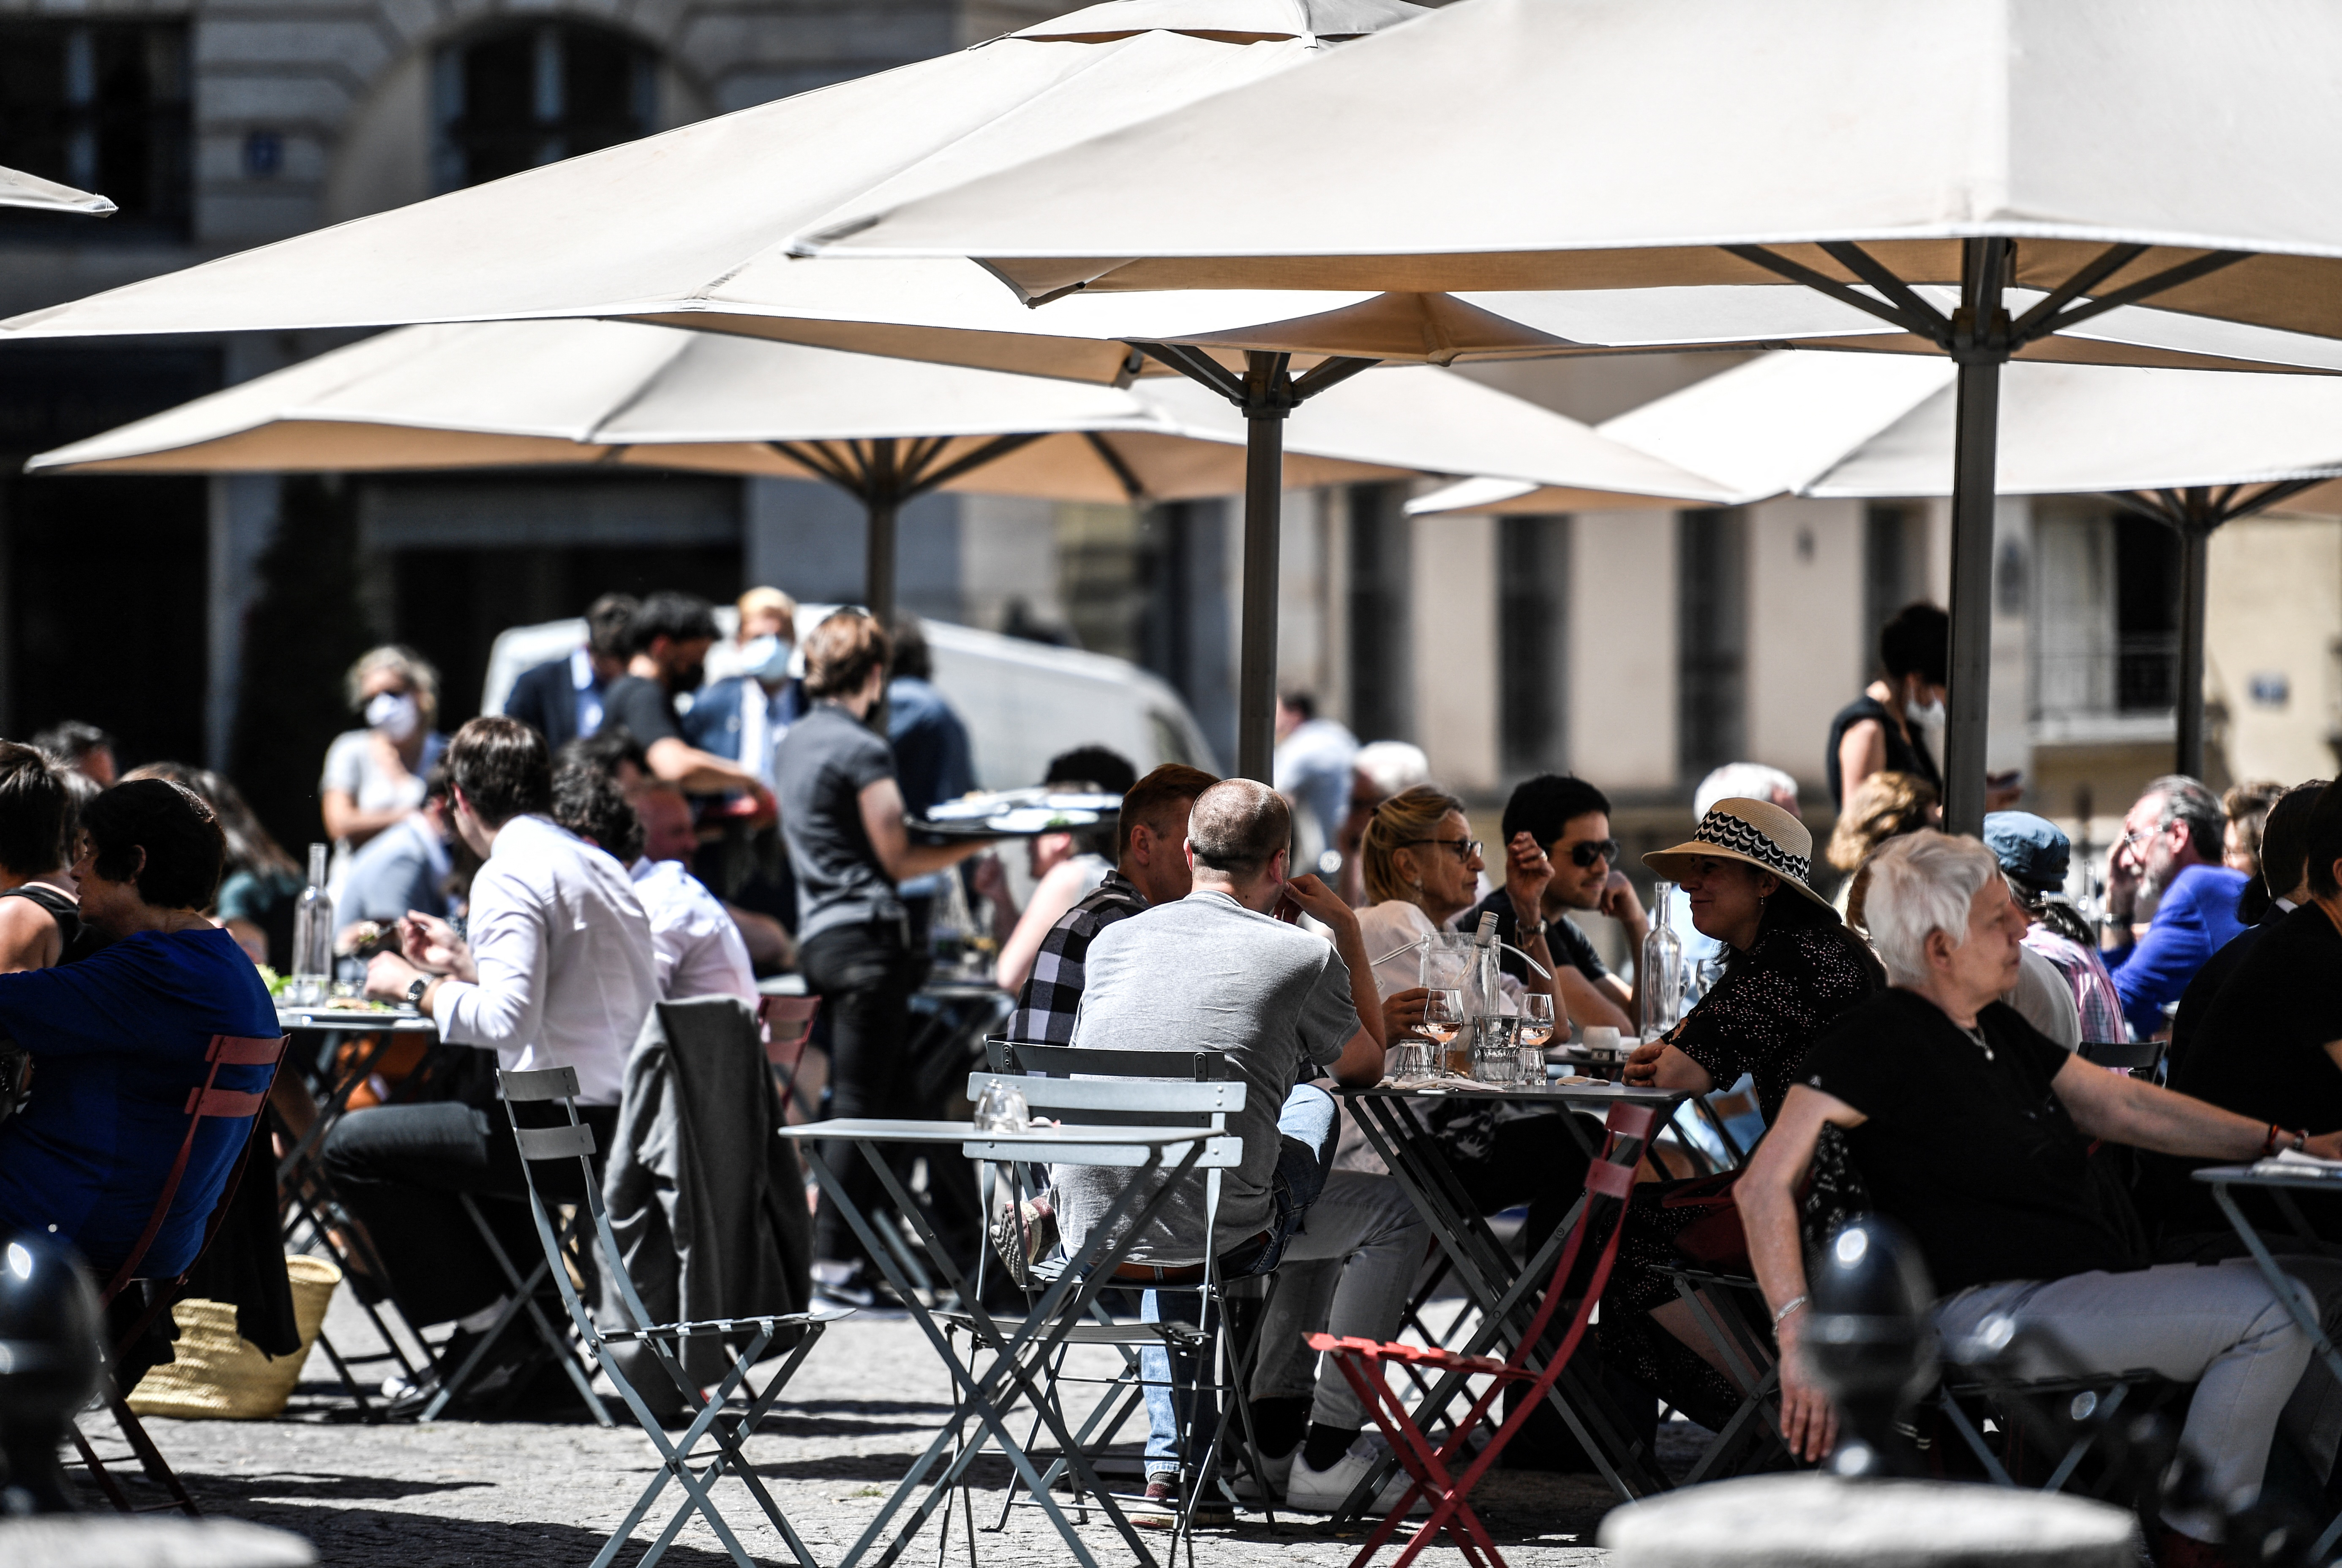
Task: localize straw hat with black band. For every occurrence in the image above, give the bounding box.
[1642,797,1837,915]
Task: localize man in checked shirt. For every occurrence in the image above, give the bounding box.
[1005,762,1217,1042]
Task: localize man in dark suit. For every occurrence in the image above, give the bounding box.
[503,593,636,751]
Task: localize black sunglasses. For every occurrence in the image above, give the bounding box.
[1402,837,1482,863]
[1564,838,1621,868]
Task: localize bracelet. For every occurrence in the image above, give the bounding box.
[2264,1124,2308,1158]
[1771,1294,1808,1327]
[1516,920,1547,941]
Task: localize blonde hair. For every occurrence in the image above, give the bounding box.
[344,645,440,724]
[737,585,796,631]
[1362,784,1466,907]
[1826,769,1937,873]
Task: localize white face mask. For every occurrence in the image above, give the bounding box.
[365,690,420,742]
[1905,694,1945,729]
[741,635,795,683]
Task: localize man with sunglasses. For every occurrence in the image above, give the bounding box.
[1458,773,1642,1034]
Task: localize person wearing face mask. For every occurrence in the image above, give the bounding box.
[598,591,778,825]
[321,646,448,855]
[679,587,803,788]
[1825,602,1948,813]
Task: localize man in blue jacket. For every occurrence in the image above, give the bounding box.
[2101,775,2248,1040]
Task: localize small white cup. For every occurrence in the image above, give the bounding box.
[1581,1026,1621,1054]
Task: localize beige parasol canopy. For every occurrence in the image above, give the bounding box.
[29,314,1727,521]
[811,0,2342,825]
[0,165,114,216]
[1412,353,2342,775]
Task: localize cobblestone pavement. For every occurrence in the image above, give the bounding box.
[70,1288,1686,1567]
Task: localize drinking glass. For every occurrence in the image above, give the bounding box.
[1472,1014,1520,1084]
[1518,994,1555,1050]
[973,1080,1030,1133]
[1392,1040,1436,1084]
[1421,990,1465,1076]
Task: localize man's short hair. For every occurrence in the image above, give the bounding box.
[84,779,226,910]
[2142,774,2225,863]
[1279,691,1317,721]
[1046,746,1138,797]
[0,742,68,876]
[551,759,645,863]
[802,610,891,700]
[2261,781,2330,901]
[626,591,720,656]
[889,614,934,682]
[1694,762,1799,821]
[1862,830,2004,988]
[1118,764,1218,860]
[2304,780,2342,901]
[556,726,649,782]
[448,717,552,827]
[738,585,796,627]
[31,719,112,767]
[585,593,639,662]
[1186,779,1290,875]
[1501,773,1612,849]
[1879,603,1949,685]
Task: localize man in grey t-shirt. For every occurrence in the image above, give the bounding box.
[1059,779,1423,1508]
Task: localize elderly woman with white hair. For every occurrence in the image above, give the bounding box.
[1741,830,2342,1568]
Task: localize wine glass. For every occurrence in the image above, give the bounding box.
[1516,994,1555,1085]
[1421,989,1465,1076]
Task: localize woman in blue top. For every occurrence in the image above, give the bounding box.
[0,779,278,1278]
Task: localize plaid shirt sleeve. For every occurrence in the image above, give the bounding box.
[1005,877,1148,1044]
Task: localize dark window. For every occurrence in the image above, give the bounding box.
[1498,513,1570,776]
[0,21,191,238]
[1346,482,1412,743]
[435,22,655,190]
[2112,513,2181,714]
[1863,502,1929,678]
[1678,507,1747,781]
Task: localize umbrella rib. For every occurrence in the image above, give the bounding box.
[2024,249,2252,341]
[2005,243,2148,343]
[1080,430,1150,503]
[2221,476,2324,526]
[1720,245,1942,342]
[2110,489,2189,531]
[1290,355,1381,403]
[905,430,1049,497]
[1129,341,1248,403]
[1817,242,1950,337]
[771,440,863,493]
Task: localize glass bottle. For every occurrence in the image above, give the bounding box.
[1640,880,1686,1042]
[289,842,334,1004]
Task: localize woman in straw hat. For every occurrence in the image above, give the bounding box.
[1601,797,1885,1432]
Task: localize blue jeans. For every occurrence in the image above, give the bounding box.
[1140,1084,1338,1479]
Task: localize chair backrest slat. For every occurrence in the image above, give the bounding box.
[207,1033,288,1067]
[992,1038,1233,1082]
[966,1071,1244,1119]
[515,1120,598,1161]
[185,1086,269,1119]
[503,1064,583,1102]
[964,1132,1245,1169]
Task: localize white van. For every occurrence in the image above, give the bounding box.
[481,605,1219,790]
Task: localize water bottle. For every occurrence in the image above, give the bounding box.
[289,843,334,1005]
[1640,880,1686,1042]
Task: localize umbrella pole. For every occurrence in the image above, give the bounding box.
[2176,513,2210,779]
[1238,355,1289,783]
[1942,239,2011,837]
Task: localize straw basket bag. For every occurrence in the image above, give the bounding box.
[128,1255,342,1420]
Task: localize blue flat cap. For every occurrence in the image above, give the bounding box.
[1983,811,2070,892]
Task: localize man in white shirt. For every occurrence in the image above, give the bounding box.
[330,716,659,1416]
[549,757,756,1004]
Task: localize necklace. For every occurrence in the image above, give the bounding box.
[1958,1020,1994,1062]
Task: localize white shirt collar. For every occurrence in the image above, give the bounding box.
[570,645,595,691]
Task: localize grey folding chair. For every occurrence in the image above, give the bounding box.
[962,1053,1275,1555]
[499,1064,850,1568]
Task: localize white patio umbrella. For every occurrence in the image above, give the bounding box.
[810,0,2342,826]
[0,165,114,216]
[28,319,1730,634]
[1410,353,2342,777]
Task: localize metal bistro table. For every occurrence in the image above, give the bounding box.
[272,1002,442,1412]
[778,1118,1209,1568]
[1342,1078,1694,1516]
[2197,1162,2342,1560]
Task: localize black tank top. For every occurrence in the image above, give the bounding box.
[1825,694,1941,810]
[0,882,88,962]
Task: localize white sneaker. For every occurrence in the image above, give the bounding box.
[1231,1444,1296,1503]
[1282,1443,1429,1515]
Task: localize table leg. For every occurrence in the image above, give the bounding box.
[2212,1181,2342,1561]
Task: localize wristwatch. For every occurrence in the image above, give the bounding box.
[405,975,431,1009]
[1516,917,1547,942]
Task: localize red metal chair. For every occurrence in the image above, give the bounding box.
[1309,1100,1658,1568]
[757,994,821,1121]
[71,1032,289,1516]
